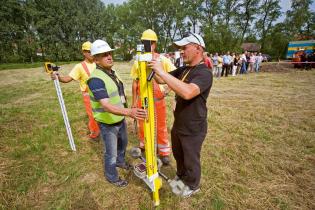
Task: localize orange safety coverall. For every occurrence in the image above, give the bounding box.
[81,62,100,138]
[136,80,170,156]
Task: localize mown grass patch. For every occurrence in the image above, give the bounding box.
[0,62,314,209]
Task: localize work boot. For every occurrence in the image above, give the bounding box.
[160,156,170,165]
[180,185,200,198]
[170,178,185,195]
[116,162,132,170]
[173,175,181,181]
[89,132,100,141]
[109,178,128,187]
[140,147,145,157]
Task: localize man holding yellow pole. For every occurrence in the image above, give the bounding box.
[87,40,146,187]
[130,29,176,165]
[148,33,212,197]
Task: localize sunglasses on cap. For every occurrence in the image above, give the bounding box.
[182,32,202,47]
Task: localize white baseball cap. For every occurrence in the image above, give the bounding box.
[174,33,205,48]
[91,40,114,56]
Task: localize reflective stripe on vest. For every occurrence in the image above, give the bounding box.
[154,97,164,102]
[158,147,171,153]
[81,61,90,76]
[87,68,125,124]
[90,91,120,102]
[82,92,89,97]
[157,143,170,148]
[81,61,91,92]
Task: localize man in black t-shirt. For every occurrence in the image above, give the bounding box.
[148,33,212,197]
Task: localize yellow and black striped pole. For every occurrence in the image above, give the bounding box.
[136,43,161,206]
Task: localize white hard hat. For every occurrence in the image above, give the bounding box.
[91,40,114,56]
[174,33,205,48]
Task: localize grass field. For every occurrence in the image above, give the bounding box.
[0,62,314,209]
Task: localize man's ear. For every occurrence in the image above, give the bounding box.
[93,56,98,64]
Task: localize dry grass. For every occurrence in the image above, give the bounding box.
[0,62,314,209]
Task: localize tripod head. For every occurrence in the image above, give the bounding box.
[44,62,60,74]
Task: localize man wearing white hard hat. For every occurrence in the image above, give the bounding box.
[148,33,213,197]
[87,40,146,187]
[51,41,100,140]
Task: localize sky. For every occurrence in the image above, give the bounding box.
[102,0,126,5]
[101,0,315,23]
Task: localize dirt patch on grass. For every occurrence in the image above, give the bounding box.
[260,62,297,72]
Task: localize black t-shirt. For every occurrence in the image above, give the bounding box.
[170,63,212,135]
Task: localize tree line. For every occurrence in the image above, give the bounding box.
[1,0,314,63]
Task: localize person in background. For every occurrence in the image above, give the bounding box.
[204,52,213,70]
[248,52,255,73]
[245,51,250,72]
[169,52,176,65]
[240,51,247,74]
[232,54,240,76]
[229,52,235,75]
[222,52,230,77]
[51,41,100,140]
[255,52,263,72]
[237,54,243,74]
[217,53,223,78]
[212,52,219,77]
[175,52,185,68]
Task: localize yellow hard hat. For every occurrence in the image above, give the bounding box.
[82,41,92,51]
[141,29,158,42]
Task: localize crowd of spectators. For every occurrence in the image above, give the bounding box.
[164,51,264,78]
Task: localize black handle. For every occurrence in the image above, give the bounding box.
[147,71,155,81]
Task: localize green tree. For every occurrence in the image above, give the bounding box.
[255,0,281,50]
[113,2,142,60]
[221,0,241,25]
[1,0,309,63]
[0,0,32,62]
[264,23,290,58]
[285,0,314,38]
[235,0,260,42]
[201,0,221,29]
[180,0,204,33]
[155,0,186,51]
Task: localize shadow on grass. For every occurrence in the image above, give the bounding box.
[70,186,100,210]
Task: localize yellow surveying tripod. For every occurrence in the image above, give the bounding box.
[136,41,162,206]
[44,62,76,151]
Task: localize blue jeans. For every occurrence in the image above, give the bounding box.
[240,62,247,74]
[99,120,128,182]
[255,62,260,72]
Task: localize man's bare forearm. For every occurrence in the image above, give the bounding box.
[157,71,200,100]
[153,73,165,84]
